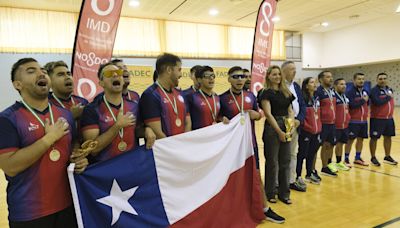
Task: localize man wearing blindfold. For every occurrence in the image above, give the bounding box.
[80,62,155,163]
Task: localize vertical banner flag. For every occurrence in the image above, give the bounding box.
[250,0,278,95]
[68,114,265,227]
[71,0,123,100]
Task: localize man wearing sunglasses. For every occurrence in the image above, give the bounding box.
[187,66,221,130]
[111,59,140,103]
[219,66,283,223]
[80,62,155,163]
[45,61,88,121]
[220,66,261,167]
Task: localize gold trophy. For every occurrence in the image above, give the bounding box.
[284,117,294,142]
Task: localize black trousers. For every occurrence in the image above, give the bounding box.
[263,119,291,200]
[297,129,321,177]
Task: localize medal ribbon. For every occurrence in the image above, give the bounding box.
[103,95,124,139]
[199,89,217,122]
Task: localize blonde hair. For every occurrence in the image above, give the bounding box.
[264,65,292,98]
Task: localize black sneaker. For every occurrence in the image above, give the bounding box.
[371,157,381,166]
[265,208,285,224]
[321,167,337,177]
[384,156,398,165]
[312,170,322,181]
[290,182,306,192]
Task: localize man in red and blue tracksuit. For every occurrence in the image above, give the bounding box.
[316,70,337,177]
[333,78,351,171]
[369,73,398,166]
[344,73,369,167]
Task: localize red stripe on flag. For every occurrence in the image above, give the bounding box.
[171,156,265,228]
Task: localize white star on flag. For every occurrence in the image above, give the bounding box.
[96,179,139,225]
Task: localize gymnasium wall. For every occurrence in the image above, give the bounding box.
[303,14,400,69]
[0,53,320,110]
[331,61,400,105]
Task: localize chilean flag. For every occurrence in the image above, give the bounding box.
[68,114,265,227]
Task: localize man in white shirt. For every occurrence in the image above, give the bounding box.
[281,61,307,192]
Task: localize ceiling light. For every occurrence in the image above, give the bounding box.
[349,14,360,19]
[272,16,280,22]
[209,8,219,16]
[129,0,140,7]
[321,22,329,27]
[396,4,400,13]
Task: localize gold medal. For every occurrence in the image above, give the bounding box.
[315,114,319,120]
[175,118,182,127]
[49,149,61,162]
[118,141,127,152]
[330,105,334,111]
[240,116,245,125]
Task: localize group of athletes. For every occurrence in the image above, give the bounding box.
[0,53,396,227]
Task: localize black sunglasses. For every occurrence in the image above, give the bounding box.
[231,74,248,79]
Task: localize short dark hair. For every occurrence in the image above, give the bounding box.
[377,72,388,78]
[190,65,202,74]
[156,53,181,75]
[11,58,38,82]
[318,70,331,80]
[111,59,123,64]
[243,68,250,73]
[195,66,213,79]
[44,60,69,76]
[152,70,158,82]
[334,78,345,85]
[97,62,117,79]
[353,72,365,80]
[281,61,295,69]
[228,66,242,76]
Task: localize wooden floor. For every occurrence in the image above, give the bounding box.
[1,109,400,228]
[256,109,400,228]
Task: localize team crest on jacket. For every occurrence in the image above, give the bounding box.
[178,95,184,103]
[28,122,39,131]
[245,96,251,103]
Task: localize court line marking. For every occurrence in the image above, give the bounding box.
[373,217,400,228]
[353,166,400,179]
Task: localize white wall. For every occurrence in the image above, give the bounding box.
[303,14,400,69]
[302,32,324,69]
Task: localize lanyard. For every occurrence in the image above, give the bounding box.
[52,93,75,108]
[21,99,54,127]
[199,89,217,122]
[384,87,392,95]
[312,97,318,113]
[156,81,178,116]
[103,95,124,139]
[229,89,244,115]
[323,88,333,102]
[335,91,347,105]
